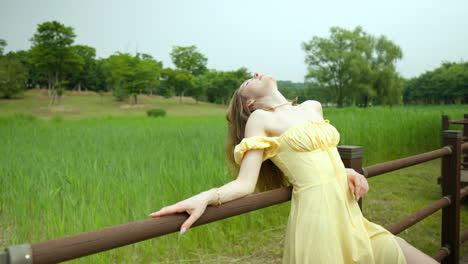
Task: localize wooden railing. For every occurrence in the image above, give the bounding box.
[1,120,467,264]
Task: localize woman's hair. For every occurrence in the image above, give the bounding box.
[224,86,298,193]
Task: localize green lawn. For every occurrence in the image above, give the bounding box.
[0,90,467,263]
[0,89,227,120]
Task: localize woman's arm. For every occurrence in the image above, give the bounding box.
[149,111,268,233]
[149,175,256,229]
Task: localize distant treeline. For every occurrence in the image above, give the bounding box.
[0,21,466,106]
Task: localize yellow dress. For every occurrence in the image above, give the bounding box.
[233,119,407,264]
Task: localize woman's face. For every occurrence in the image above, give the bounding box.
[240,72,276,100]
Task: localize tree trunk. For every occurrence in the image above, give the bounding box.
[49,89,56,106]
[48,72,53,98]
[180,91,184,103]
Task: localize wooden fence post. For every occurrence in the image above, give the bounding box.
[463,114,468,169]
[441,130,462,264]
[338,145,364,211]
[442,115,450,131]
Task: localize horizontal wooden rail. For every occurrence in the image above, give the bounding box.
[386,186,468,235]
[8,187,293,264]
[432,229,468,262]
[387,196,450,235]
[449,119,468,124]
[432,246,450,263]
[364,146,451,178]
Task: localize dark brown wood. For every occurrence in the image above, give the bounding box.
[364,146,451,178]
[386,195,451,235]
[338,146,364,211]
[449,119,468,124]
[386,185,468,235]
[432,229,468,262]
[463,114,468,168]
[441,130,462,264]
[433,246,450,262]
[30,186,293,264]
[461,186,468,199]
[442,114,450,130]
[461,229,468,244]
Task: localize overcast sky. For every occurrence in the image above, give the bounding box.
[1,0,467,82]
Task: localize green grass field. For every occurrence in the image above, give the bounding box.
[0,90,467,263]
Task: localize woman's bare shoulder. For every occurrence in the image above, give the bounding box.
[301,100,323,116]
[244,110,271,137]
[301,100,322,108]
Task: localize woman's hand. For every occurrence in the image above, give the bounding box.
[346,168,369,200]
[149,191,210,234]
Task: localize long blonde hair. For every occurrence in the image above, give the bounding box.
[224,86,298,193]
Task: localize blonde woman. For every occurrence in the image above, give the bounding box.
[149,72,437,263]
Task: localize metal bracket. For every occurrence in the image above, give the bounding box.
[443,145,453,154]
[442,195,452,205]
[0,244,32,264]
[361,167,368,178]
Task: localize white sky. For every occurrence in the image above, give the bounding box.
[1,0,467,82]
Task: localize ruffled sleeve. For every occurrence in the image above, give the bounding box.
[233,136,279,165]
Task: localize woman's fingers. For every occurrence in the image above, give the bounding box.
[149,203,184,217]
[180,210,202,233]
[348,177,356,200]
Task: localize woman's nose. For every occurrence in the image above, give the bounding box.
[253,72,259,79]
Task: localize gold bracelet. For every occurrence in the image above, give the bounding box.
[215,188,222,206]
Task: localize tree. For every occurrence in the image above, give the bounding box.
[29,21,84,104]
[103,52,162,104]
[302,26,403,107]
[159,67,192,101]
[135,52,162,96]
[0,39,6,56]
[170,45,208,76]
[69,45,96,91]
[367,35,404,106]
[191,74,211,102]
[7,50,46,89]
[0,53,28,98]
[403,61,468,104]
[206,67,251,105]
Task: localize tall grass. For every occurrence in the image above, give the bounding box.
[0,104,467,263]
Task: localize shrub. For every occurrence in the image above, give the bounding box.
[146,108,166,117]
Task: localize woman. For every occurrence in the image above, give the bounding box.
[149,72,437,263]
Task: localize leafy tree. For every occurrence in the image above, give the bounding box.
[103,52,162,104]
[159,68,176,98]
[302,26,403,107]
[29,21,84,104]
[170,45,208,76]
[403,61,468,104]
[135,52,163,96]
[69,45,96,91]
[159,67,192,102]
[7,50,46,89]
[0,53,28,98]
[206,67,251,104]
[367,35,404,106]
[0,39,6,56]
[191,74,211,102]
